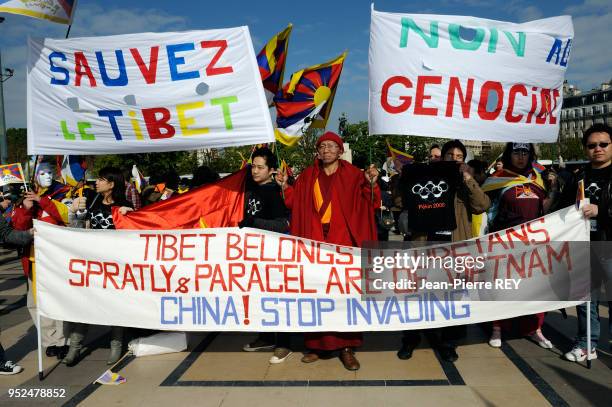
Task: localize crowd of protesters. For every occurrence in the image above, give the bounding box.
[1,123,611,375]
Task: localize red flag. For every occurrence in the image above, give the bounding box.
[113,169,247,230]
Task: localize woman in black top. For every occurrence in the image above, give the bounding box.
[63,167,133,366]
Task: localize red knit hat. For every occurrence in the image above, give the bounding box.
[316,131,344,153]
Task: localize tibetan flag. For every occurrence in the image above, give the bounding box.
[386,139,413,170]
[0,163,25,186]
[0,0,77,24]
[257,24,292,106]
[279,159,293,178]
[94,370,126,385]
[274,52,346,146]
[113,168,247,230]
[131,164,146,194]
[60,155,86,186]
[533,161,546,173]
[482,167,546,193]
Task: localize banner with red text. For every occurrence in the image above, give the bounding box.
[368,8,573,142]
[27,28,274,155]
[35,205,588,331]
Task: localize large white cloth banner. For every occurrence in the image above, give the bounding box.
[35,206,588,332]
[27,28,274,155]
[368,9,574,142]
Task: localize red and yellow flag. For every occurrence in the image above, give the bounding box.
[113,169,247,230]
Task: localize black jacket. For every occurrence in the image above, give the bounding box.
[0,216,32,247]
[571,166,612,241]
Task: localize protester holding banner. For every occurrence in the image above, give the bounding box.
[276,131,380,371]
[63,167,133,366]
[239,147,293,363]
[10,161,72,360]
[485,142,557,349]
[429,145,442,163]
[0,216,34,375]
[565,123,612,362]
[398,140,490,362]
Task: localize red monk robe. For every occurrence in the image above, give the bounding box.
[284,158,380,351]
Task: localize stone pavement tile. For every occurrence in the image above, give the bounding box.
[470,385,550,407]
[80,360,184,406]
[38,360,115,387]
[264,353,355,381]
[523,355,612,387]
[454,356,532,386]
[220,387,308,407]
[355,349,446,380]
[0,278,27,296]
[140,387,229,407]
[457,342,508,358]
[306,387,389,407]
[548,383,611,407]
[0,358,47,388]
[385,387,485,407]
[181,352,271,381]
[135,350,191,362]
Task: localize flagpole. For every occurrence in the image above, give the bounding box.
[19,163,28,192]
[274,142,285,200]
[64,0,79,39]
[35,267,44,380]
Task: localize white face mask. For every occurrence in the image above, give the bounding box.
[36,172,53,188]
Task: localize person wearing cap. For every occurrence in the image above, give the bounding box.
[484,142,558,350]
[276,131,381,371]
[10,161,73,360]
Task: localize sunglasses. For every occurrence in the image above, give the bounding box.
[586,142,610,150]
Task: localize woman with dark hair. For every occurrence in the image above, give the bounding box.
[63,167,133,366]
[191,165,220,189]
[485,143,558,349]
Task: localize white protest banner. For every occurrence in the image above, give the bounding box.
[35,205,587,332]
[27,28,274,155]
[368,8,573,143]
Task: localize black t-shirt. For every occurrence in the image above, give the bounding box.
[400,161,459,233]
[84,189,131,230]
[244,178,289,223]
[584,165,612,240]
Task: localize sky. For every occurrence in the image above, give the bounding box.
[1,0,610,131]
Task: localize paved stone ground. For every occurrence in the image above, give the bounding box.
[0,243,610,407]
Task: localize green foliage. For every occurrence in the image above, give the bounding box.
[6,128,28,165]
[537,137,584,161]
[480,144,505,164]
[339,120,439,165]
[276,127,322,172]
[92,151,197,177]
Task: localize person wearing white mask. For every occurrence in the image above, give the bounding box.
[10,161,72,360]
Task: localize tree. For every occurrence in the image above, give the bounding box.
[6,128,28,165]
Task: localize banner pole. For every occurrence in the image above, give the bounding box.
[35,268,44,380]
[586,300,592,369]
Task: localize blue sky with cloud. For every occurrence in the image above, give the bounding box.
[1,0,610,130]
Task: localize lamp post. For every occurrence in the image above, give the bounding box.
[0,16,11,164]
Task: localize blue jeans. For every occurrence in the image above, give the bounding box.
[575,256,612,348]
